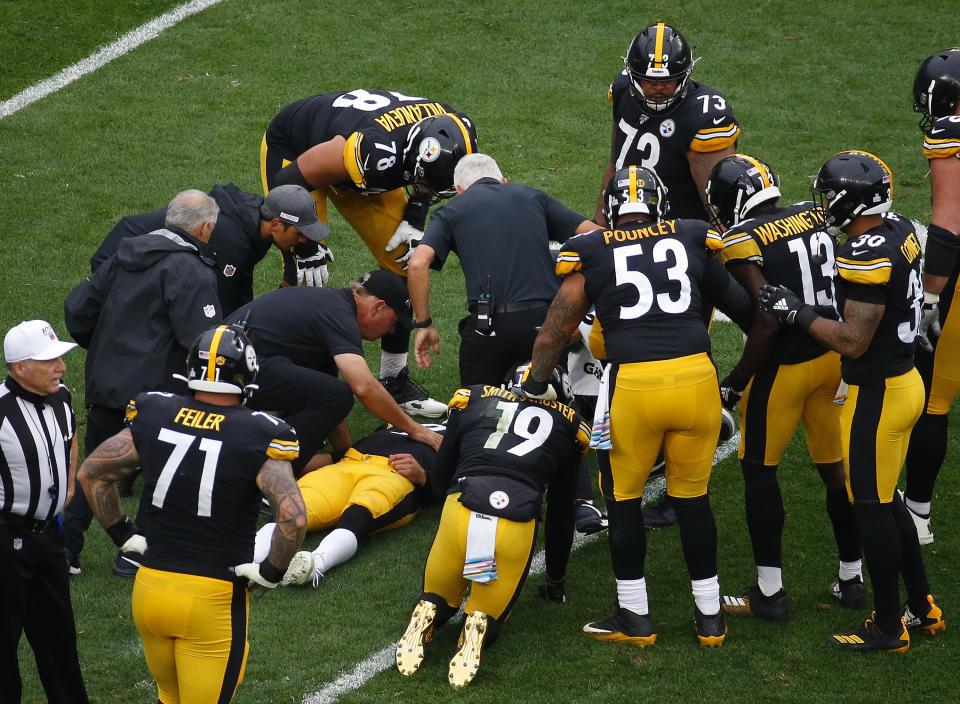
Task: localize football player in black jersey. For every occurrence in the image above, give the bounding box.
[395,366,590,688]
[759,151,944,651]
[250,423,444,587]
[903,48,960,546]
[262,89,478,417]
[706,154,863,620]
[593,23,740,225]
[522,166,753,649]
[78,325,307,703]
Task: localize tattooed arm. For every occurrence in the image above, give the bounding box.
[256,458,307,571]
[77,428,141,531]
[530,272,592,382]
[807,298,883,359]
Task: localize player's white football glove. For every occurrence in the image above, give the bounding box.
[120,533,148,555]
[384,221,424,269]
[295,242,333,286]
[230,561,281,592]
[106,516,147,554]
[917,291,941,353]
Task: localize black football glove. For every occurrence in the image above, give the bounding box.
[536,577,567,603]
[757,284,817,329]
[718,370,748,411]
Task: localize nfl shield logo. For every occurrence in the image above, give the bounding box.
[203,305,216,318]
[223,264,237,277]
[13,537,22,551]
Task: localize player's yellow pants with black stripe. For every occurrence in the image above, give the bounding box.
[423,493,536,621]
[607,352,721,500]
[132,566,249,704]
[297,449,418,533]
[841,368,924,503]
[924,279,960,414]
[260,135,410,275]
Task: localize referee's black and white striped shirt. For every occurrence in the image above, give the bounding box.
[0,376,75,521]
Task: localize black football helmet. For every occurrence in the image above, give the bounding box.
[184,325,259,399]
[506,361,574,406]
[913,48,960,133]
[603,165,667,227]
[624,23,696,113]
[705,154,781,229]
[402,113,478,202]
[811,151,892,236]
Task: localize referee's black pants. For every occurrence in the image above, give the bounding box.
[0,523,89,703]
[457,305,550,387]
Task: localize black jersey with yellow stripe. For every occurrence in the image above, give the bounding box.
[265,89,470,194]
[835,213,923,385]
[720,201,836,364]
[922,114,960,160]
[437,386,589,495]
[609,74,739,219]
[557,218,725,363]
[126,391,299,581]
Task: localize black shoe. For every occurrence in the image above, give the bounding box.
[722,585,789,621]
[381,367,447,418]
[695,606,727,646]
[575,501,608,534]
[829,614,909,652]
[642,497,677,528]
[582,607,657,647]
[829,576,867,609]
[902,594,945,635]
[64,550,81,576]
[112,551,141,578]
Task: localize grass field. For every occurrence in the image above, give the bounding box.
[2,1,959,702]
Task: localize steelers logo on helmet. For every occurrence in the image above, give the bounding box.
[185,324,259,400]
[418,136,441,163]
[244,344,258,373]
[489,490,510,510]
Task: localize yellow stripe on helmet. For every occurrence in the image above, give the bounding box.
[206,325,228,383]
[837,149,894,199]
[738,154,772,188]
[448,114,474,154]
[653,23,666,69]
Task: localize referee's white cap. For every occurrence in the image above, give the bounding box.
[4,320,77,363]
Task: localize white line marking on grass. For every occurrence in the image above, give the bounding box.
[0,0,224,120]
[301,432,740,703]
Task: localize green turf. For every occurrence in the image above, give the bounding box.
[3,0,959,702]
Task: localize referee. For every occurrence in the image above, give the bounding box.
[0,320,89,703]
[408,153,596,386]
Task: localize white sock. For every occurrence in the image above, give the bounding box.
[838,559,862,582]
[253,523,275,563]
[691,576,720,615]
[380,351,407,379]
[757,566,783,596]
[905,497,931,517]
[615,578,649,615]
[312,528,359,575]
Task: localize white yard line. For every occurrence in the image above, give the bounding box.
[302,433,740,703]
[0,0,224,120]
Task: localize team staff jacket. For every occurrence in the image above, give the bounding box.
[609,73,739,220]
[720,201,838,365]
[835,213,923,386]
[90,184,273,317]
[65,228,221,410]
[126,391,298,581]
[422,178,586,303]
[265,89,472,194]
[557,219,727,363]
[430,385,590,579]
[225,287,363,374]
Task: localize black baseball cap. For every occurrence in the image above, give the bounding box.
[262,185,331,241]
[358,270,413,331]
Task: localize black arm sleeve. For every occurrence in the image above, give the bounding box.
[703,258,753,332]
[429,409,462,500]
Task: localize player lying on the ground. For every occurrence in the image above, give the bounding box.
[252,423,444,585]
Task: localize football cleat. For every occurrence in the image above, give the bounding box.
[582,607,657,647]
[65,550,81,576]
[396,600,438,677]
[448,610,487,688]
[112,550,141,578]
[722,585,789,622]
[719,408,736,443]
[829,576,867,609]
[381,367,448,418]
[898,490,933,545]
[575,501,608,535]
[695,606,727,647]
[282,550,322,586]
[642,497,677,528]
[903,594,945,635]
[829,614,909,652]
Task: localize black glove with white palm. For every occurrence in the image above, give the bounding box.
[508,363,573,404]
[757,284,818,330]
[230,559,286,596]
[385,200,429,269]
[106,516,148,555]
[917,291,941,353]
[718,369,748,411]
[295,240,334,286]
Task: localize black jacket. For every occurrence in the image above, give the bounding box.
[65,227,221,409]
[90,184,273,316]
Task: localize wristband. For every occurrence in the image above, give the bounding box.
[413,317,433,329]
[794,305,819,331]
[260,559,285,585]
[403,200,430,231]
[106,516,138,548]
